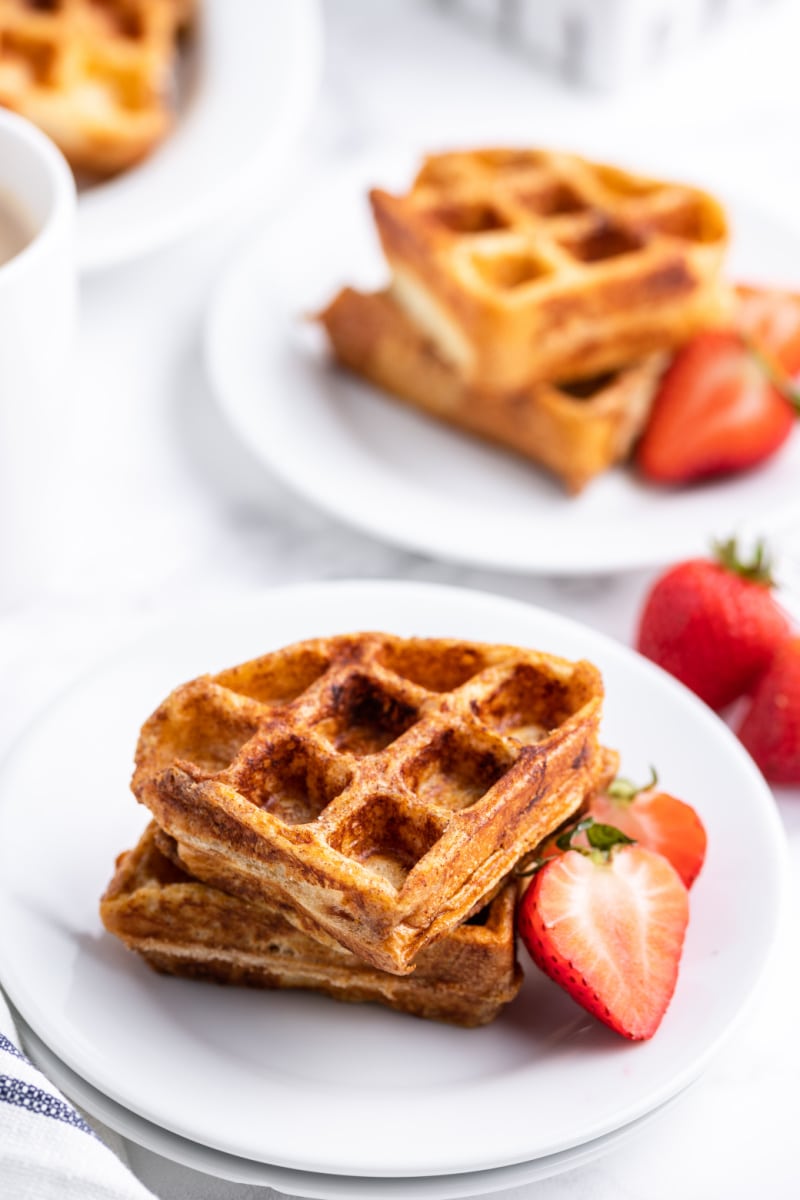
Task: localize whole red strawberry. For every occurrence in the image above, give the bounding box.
[738,638,800,783]
[637,539,790,710]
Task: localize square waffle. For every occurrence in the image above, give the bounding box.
[319,286,665,494]
[0,0,194,176]
[372,148,730,389]
[100,823,524,1027]
[133,633,605,975]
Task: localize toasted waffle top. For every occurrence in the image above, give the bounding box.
[0,0,194,175]
[134,632,604,974]
[100,823,524,1026]
[372,148,729,388]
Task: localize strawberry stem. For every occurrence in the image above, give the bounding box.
[556,815,594,851]
[607,766,659,803]
[713,536,775,587]
[514,815,636,874]
[785,380,800,416]
[585,822,636,852]
[514,857,551,878]
[747,339,800,416]
[557,815,635,859]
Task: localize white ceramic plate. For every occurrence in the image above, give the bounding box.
[206,154,800,575]
[0,581,787,1177]
[76,0,322,272]
[18,1015,689,1199]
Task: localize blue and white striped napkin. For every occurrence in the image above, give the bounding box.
[0,990,155,1200]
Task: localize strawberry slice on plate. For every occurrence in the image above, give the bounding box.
[636,329,799,484]
[588,769,707,889]
[518,821,689,1041]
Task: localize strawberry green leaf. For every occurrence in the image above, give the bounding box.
[556,816,594,852]
[585,822,636,851]
[552,815,637,858]
[713,536,775,587]
[607,766,659,803]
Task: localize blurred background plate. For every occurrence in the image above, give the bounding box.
[76,0,322,272]
[205,151,800,576]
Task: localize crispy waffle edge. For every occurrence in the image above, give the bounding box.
[132,632,606,974]
[368,147,731,389]
[100,823,524,1028]
[318,286,665,493]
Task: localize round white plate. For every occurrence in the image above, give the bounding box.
[18,1015,689,1199]
[0,581,787,1176]
[77,0,322,272]
[206,154,800,575]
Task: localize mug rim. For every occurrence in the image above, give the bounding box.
[0,109,76,288]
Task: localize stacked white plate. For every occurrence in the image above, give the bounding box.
[0,581,787,1197]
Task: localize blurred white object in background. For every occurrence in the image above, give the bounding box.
[0,111,77,613]
[433,0,786,89]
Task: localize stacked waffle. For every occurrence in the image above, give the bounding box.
[101,631,615,1026]
[0,0,195,175]
[320,149,731,493]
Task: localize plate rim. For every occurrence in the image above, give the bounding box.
[0,579,789,1175]
[16,1012,694,1200]
[77,0,323,272]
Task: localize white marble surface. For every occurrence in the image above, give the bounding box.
[2,0,800,1196]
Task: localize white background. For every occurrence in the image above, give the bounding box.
[2,1,800,1197]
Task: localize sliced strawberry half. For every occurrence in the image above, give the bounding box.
[518,821,689,1041]
[636,330,799,484]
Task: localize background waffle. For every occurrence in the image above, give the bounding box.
[320,286,666,494]
[134,633,605,974]
[100,824,524,1027]
[371,147,730,389]
[0,0,194,176]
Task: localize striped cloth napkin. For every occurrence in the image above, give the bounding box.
[0,989,155,1200]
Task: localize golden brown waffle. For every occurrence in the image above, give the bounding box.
[133,633,605,975]
[100,824,524,1027]
[0,0,194,176]
[320,287,665,494]
[371,148,730,389]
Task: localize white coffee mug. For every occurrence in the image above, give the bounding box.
[0,109,77,612]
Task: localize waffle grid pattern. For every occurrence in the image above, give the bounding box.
[372,148,729,387]
[134,633,604,973]
[320,286,666,493]
[0,0,194,174]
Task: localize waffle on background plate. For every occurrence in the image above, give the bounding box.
[132,632,605,975]
[102,631,617,1025]
[320,147,733,493]
[320,287,666,496]
[0,0,195,176]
